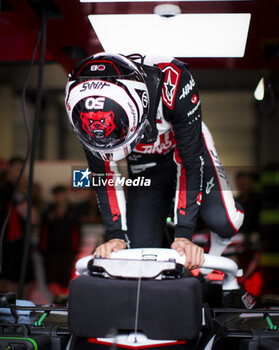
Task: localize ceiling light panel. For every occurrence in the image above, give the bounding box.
[88,13,251,58]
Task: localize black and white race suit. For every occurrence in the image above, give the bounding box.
[85,56,244,248]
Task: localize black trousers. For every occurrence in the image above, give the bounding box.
[126,124,244,248]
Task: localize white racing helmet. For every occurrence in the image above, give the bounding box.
[65,52,150,161]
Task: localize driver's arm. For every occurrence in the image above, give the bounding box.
[84,148,129,258]
[159,59,204,269]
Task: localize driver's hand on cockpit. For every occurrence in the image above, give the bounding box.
[171,238,205,270]
[93,239,127,259]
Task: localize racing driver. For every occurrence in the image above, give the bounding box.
[65,53,244,270]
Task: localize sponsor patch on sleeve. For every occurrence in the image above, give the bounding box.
[158,63,181,110]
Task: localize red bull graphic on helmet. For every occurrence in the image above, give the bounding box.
[80,111,116,138]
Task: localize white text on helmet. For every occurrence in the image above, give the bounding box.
[85,97,105,110]
[80,81,110,92]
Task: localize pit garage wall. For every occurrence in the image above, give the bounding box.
[200,91,257,169]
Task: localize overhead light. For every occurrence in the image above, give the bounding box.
[254,76,277,116]
[88,13,251,58]
[254,78,265,101]
[154,4,181,17]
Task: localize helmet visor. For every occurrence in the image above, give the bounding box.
[79,118,148,161]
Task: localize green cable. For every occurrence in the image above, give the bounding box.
[264,313,277,330]
[1,337,38,350]
[34,311,49,327]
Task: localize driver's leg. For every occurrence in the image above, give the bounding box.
[200,123,244,256]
